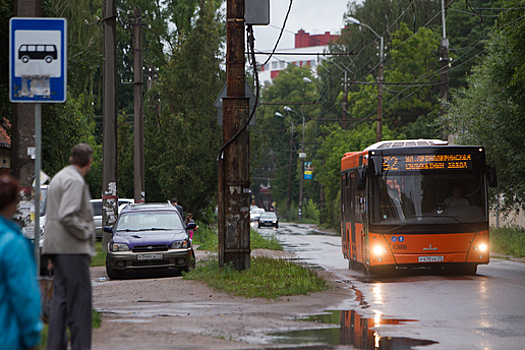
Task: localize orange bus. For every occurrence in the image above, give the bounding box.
[341,140,497,275]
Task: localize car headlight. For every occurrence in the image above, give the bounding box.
[170,240,188,249]
[111,243,130,252]
[273,221,277,223]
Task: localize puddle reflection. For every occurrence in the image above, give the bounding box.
[269,310,437,349]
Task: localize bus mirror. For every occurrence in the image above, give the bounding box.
[488,165,497,188]
[357,168,367,190]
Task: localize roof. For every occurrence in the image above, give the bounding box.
[120,202,178,214]
[364,139,448,151]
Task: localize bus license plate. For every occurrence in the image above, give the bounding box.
[137,253,163,261]
[418,256,444,263]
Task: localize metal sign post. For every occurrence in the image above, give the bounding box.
[10,18,67,274]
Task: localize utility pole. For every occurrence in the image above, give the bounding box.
[287,123,294,210]
[101,0,118,252]
[131,7,145,203]
[440,0,450,114]
[12,0,42,271]
[342,70,348,130]
[377,36,384,142]
[218,0,250,271]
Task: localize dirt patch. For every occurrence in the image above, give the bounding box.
[91,249,354,350]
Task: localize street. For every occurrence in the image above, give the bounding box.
[260,222,525,350]
[91,222,525,350]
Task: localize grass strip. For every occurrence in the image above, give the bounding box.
[490,226,525,258]
[183,256,327,299]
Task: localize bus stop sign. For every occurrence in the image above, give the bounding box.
[9,18,67,103]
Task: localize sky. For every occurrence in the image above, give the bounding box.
[252,0,351,52]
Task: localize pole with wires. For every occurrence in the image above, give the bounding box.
[440,0,450,116]
[218,0,251,271]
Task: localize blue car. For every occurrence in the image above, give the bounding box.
[105,202,196,279]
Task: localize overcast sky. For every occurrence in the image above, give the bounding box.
[252,0,351,52]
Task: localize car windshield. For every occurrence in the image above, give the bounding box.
[116,212,184,232]
[370,172,487,225]
[260,213,277,219]
[252,208,265,214]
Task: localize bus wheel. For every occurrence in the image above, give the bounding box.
[45,56,53,63]
[21,56,30,63]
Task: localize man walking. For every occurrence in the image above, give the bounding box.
[43,144,95,350]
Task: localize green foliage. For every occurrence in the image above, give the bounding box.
[491,226,525,257]
[443,0,525,211]
[144,0,223,217]
[183,256,327,299]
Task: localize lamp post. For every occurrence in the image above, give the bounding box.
[275,112,294,210]
[347,16,383,142]
[284,106,305,222]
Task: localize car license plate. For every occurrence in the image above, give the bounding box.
[137,253,163,261]
[418,256,444,262]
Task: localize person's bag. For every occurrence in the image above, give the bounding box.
[39,276,54,323]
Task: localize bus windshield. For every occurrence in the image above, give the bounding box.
[370,173,487,225]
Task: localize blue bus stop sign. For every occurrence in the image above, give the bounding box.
[9,18,67,103]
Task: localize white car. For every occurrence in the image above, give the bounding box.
[91,198,134,239]
[250,207,266,222]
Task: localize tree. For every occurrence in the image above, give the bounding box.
[443,0,525,211]
[144,0,224,219]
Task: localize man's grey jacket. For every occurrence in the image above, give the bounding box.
[42,165,96,256]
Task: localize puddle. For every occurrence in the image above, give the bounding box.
[268,310,437,349]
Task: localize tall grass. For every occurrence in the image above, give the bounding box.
[183,256,327,299]
[491,226,525,257]
[193,226,283,252]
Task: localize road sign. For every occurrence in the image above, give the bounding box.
[9,18,67,103]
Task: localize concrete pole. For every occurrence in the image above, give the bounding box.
[440,0,450,113]
[377,36,384,142]
[218,0,250,271]
[101,0,118,252]
[133,7,145,203]
[342,70,348,130]
[286,123,294,209]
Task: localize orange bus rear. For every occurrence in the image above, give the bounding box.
[341,140,497,275]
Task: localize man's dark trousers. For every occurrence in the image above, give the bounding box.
[47,254,92,350]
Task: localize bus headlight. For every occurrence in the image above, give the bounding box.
[373,245,384,255]
[479,244,487,252]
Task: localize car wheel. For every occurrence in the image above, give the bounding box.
[106,256,125,280]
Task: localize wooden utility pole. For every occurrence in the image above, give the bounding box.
[132,7,145,203]
[218,0,251,271]
[12,1,41,208]
[440,0,450,113]
[101,0,118,252]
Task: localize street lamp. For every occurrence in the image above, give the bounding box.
[284,106,306,222]
[347,16,383,142]
[275,112,294,210]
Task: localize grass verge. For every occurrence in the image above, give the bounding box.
[90,241,106,267]
[183,255,327,299]
[490,226,525,257]
[37,309,101,349]
[193,225,283,252]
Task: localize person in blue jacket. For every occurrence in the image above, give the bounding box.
[0,175,43,349]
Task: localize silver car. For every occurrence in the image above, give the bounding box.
[91,198,134,239]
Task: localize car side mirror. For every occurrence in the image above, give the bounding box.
[357,167,367,191]
[186,222,197,230]
[103,226,113,233]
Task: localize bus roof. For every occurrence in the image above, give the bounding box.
[364,139,448,151]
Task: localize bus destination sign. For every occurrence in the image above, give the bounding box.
[383,154,473,172]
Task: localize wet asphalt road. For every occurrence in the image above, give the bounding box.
[257,222,525,350]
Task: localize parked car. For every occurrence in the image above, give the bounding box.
[250,207,266,222]
[91,198,134,239]
[258,212,279,229]
[105,202,196,279]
